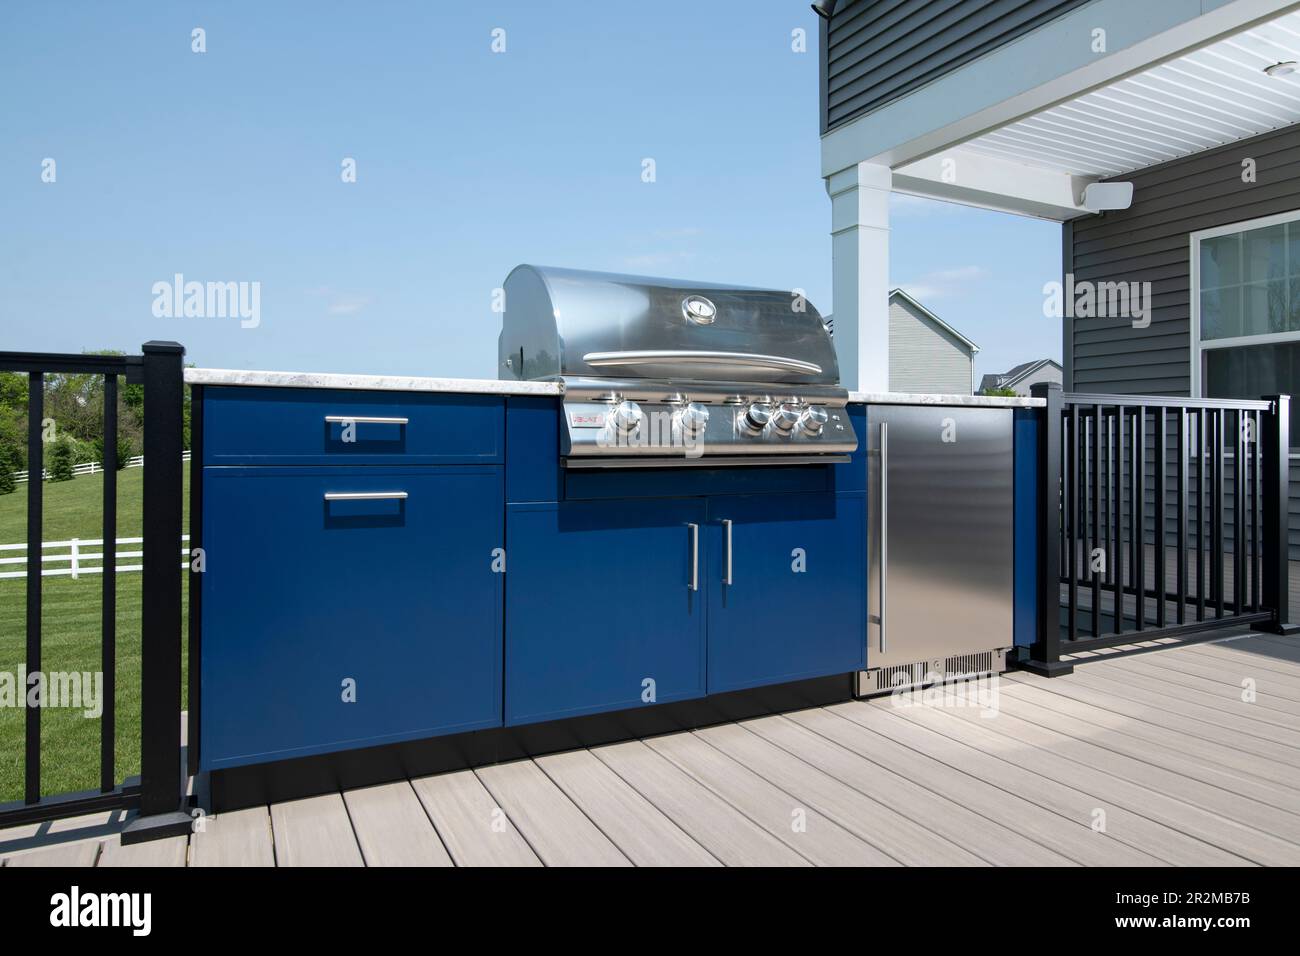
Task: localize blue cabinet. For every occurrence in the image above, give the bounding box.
[200,465,503,769]
[705,493,866,693]
[203,387,504,466]
[504,499,707,725]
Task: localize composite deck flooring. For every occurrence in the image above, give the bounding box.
[4,630,1300,866]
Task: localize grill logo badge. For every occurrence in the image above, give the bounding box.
[568,411,607,429]
[682,295,716,325]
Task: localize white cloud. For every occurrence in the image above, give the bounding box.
[897,265,988,301]
[307,286,372,316]
[622,251,694,270]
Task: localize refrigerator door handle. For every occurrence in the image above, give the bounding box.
[879,421,888,656]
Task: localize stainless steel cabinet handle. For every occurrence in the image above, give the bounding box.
[324,415,410,425]
[324,491,409,501]
[722,519,733,585]
[879,422,888,656]
[688,523,699,591]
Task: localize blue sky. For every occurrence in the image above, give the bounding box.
[1,1,1062,384]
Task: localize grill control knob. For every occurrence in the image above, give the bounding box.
[743,402,773,432]
[772,403,802,433]
[800,406,830,436]
[610,400,643,435]
[677,402,710,436]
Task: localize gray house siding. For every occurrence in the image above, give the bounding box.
[889,297,973,393]
[1069,123,1300,395]
[1067,123,1300,560]
[821,0,1093,133]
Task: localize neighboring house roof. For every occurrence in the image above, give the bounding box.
[979,358,1062,393]
[888,288,979,355]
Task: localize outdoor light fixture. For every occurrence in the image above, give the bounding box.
[810,0,837,19]
[1265,60,1299,77]
[1081,181,1134,212]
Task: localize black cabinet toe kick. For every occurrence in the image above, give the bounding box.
[204,673,855,813]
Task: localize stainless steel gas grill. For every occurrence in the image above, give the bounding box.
[498,265,858,467]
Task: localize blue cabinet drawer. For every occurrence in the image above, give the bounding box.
[202,387,503,465]
[504,499,707,725]
[199,465,503,769]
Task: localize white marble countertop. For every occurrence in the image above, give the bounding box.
[184,367,563,396]
[184,368,1042,408]
[848,391,1044,408]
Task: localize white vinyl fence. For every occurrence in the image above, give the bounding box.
[12,450,191,483]
[0,535,191,580]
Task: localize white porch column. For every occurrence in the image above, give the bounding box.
[826,162,890,392]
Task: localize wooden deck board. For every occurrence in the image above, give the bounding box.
[645,728,897,866]
[98,835,188,867]
[833,700,1244,866]
[884,700,1278,865]
[534,748,719,866]
[343,782,452,867]
[1001,677,1300,791]
[189,806,275,867]
[1066,667,1300,745]
[410,769,540,867]
[696,721,992,865]
[784,706,1157,866]
[13,646,1300,866]
[592,740,810,866]
[738,714,1076,866]
[992,688,1300,811]
[4,840,101,866]
[475,759,631,867]
[1185,639,1300,676]
[1099,654,1300,713]
[1227,634,1300,665]
[1004,670,1300,769]
[940,695,1300,858]
[269,793,364,867]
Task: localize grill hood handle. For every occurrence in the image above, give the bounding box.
[581,350,822,377]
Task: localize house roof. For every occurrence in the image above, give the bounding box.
[979,358,1062,393]
[888,288,980,354]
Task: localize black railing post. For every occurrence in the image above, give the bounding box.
[1023,382,1073,676]
[1255,394,1298,636]
[122,341,192,843]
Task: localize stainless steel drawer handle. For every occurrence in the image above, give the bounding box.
[688,523,699,592]
[324,491,409,501]
[722,518,733,585]
[324,415,410,425]
[879,422,888,656]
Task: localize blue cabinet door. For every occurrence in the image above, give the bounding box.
[705,492,866,693]
[200,466,503,770]
[504,499,707,725]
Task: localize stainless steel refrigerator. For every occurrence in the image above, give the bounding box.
[858,405,1015,694]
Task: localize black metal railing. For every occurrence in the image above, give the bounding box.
[1025,382,1292,675]
[0,343,190,840]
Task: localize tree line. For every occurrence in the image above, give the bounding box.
[0,351,192,494]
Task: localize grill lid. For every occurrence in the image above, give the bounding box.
[497,265,840,386]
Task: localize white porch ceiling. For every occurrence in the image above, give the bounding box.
[960,10,1300,178]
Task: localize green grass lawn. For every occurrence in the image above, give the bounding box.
[0,462,190,802]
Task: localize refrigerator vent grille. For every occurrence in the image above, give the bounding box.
[857,648,1008,696]
[945,650,995,678]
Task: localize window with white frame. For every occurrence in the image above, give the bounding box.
[1192,210,1300,442]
